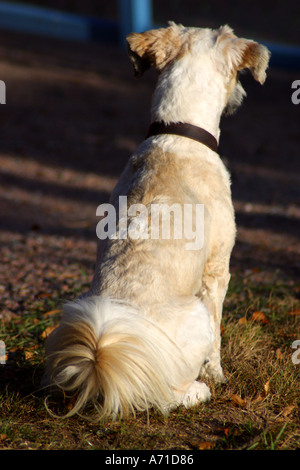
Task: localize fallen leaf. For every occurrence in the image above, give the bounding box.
[253,393,264,403]
[252,311,269,325]
[200,441,214,450]
[287,308,300,316]
[43,309,61,317]
[41,325,58,339]
[0,434,7,441]
[67,397,76,411]
[37,292,52,299]
[24,350,35,360]
[190,440,214,450]
[238,317,247,325]
[276,348,284,360]
[231,394,247,407]
[281,405,295,417]
[264,380,270,394]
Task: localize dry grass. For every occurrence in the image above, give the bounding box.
[0,270,299,450]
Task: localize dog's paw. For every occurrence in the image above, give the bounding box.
[200,360,227,384]
[179,381,211,408]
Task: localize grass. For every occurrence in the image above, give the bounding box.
[0,269,299,450]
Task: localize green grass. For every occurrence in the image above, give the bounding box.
[0,270,299,450]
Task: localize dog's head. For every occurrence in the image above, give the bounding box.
[126,23,270,115]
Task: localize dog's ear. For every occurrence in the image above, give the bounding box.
[126,23,183,77]
[235,40,270,84]
[217,26,271,84]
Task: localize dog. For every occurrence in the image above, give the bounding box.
[44,23,270,419]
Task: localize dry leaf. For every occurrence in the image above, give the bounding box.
[43,309,60,317]
[67,397,76,411]
[231,394,246,407]
[190,439,214,450]
[198,442,214,450]
[0,434,7,441]
[276,348,284,360]
[281,405,295,417]
[199,441,214,450]
[287,308,300,316]
[253,393,264,403]
[37,292,52,299]
[238,317,247,325]
[264,380,270,394]
[23,344,39,361]
[25,350,34,360]
[252,311,269,325]
[41,325,57,339]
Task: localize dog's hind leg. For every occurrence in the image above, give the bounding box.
[198,261,231,383]
[166,297,215,408]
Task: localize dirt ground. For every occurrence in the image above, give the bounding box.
[0,19,299,321]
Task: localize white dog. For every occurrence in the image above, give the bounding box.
[44,23,270,419]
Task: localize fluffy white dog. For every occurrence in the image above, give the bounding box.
[44,23,270,419]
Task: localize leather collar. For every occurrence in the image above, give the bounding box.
[147,121,218,153]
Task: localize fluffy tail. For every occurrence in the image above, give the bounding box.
[44,297,188,419]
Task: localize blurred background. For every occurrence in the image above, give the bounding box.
[0,1,299,318]
[21,0,300,43]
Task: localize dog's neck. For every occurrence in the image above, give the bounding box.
[150,59,226,143]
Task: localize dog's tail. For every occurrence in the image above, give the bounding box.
[44,296,187,419]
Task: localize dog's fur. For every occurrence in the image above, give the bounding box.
[44,23,270,419]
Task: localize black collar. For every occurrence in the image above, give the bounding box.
[147,121,218,153]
